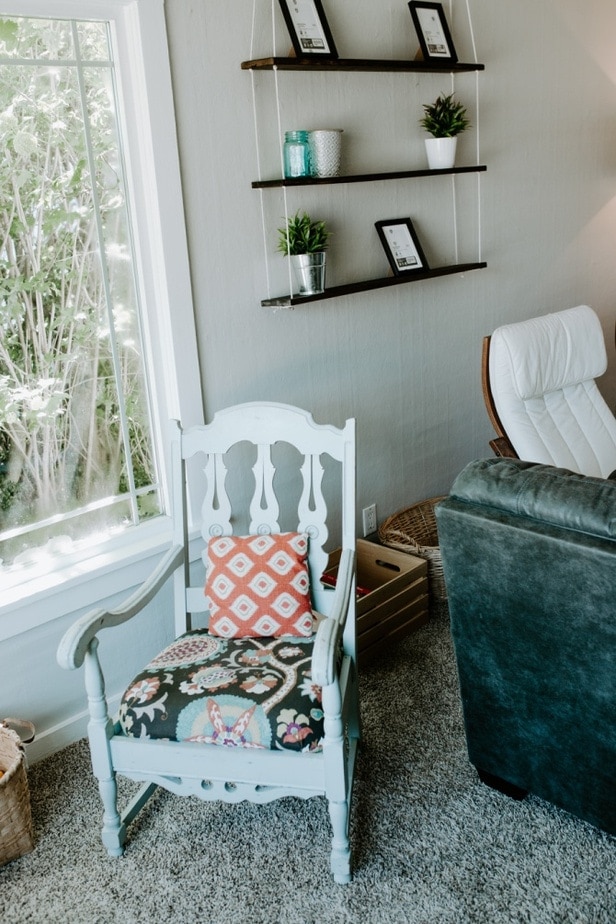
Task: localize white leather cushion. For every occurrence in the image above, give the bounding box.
[489,306,616,477]
[491,305,606,400]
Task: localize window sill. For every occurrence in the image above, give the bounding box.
[0,519,204,642]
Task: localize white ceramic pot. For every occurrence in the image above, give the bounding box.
[290,253,326,296]
[425,136,457,170]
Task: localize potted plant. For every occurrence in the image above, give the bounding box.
[277,211,331,296]
[419,92,470,169]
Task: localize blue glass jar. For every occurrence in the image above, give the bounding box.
[283,130,311,178]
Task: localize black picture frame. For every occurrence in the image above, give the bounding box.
[278,0,338,59]
[408,2,458,64]
[375,218,429,275]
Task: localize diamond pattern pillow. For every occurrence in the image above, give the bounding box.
[205,532,314,638]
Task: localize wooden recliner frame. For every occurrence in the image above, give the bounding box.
[481,335,519,459]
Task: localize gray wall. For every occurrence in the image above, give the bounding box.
[166,0,616,523]
[11,0,616,761]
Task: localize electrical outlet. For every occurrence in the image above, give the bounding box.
[362,503,377,537]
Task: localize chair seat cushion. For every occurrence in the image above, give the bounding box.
[118,630,324,751]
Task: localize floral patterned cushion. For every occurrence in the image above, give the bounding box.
[117,630,323,751]
[205,532,313,638]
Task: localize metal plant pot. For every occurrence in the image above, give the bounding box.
[291,252,327,296]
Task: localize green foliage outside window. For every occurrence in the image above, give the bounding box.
[0,17,160,567]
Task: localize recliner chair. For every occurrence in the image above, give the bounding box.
[482,305,616,477]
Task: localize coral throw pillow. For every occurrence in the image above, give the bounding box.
[205,532,314,638]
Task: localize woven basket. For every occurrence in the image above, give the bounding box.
[378,496,447,603]
[0,725,34,866]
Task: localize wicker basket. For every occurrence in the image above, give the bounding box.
[0,724,34,866]
[378,496,447,603]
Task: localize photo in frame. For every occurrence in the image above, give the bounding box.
[375,218,429,275]
[278,0,338,59]
[408,2,458,63]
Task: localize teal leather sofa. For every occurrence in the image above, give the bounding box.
[436,458,616,835]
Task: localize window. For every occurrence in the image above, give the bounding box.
[0,1,202,629]
[0,14,162,567]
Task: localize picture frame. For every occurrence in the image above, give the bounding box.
[278,0,338,59]
[375,218,429,276]
[408,2,458,64]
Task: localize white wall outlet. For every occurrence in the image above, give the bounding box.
[362,503,377,537]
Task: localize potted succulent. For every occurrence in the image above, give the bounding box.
[277,210,331,296]
[419,92,470,169]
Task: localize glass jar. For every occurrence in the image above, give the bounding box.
[283,130,311,178]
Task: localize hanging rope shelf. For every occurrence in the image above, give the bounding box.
[247,0,486,309]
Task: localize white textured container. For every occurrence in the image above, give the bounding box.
[309,129,343,177]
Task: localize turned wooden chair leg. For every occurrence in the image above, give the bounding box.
[328,797,352,884]
[85,640,126,856]
[323,680,352,883]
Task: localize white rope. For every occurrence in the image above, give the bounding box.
[464,0,478,64]
[451,175,459,264]
[271,0,277,54]
[476,171,482,263]
[463,1,482,266]
[250,5,294,305]
[250,68,272,300]
[449,2,457,265]
[250,71,263,183]
[258,188,273,300]
[273,65,286,178]
[469,11,482,266]
[281,183,294,299]
[474,69,480,164]
[272,65,294,300]
[250,0,257,60]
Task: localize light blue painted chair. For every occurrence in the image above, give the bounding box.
[58,403,359,883]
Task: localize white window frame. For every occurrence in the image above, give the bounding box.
[0,0,204,640]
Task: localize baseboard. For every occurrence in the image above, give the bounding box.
[26,692,123,765]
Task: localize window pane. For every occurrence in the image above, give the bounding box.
[0,16,75,59]
[76,21,110,61]
[0,17,161,569]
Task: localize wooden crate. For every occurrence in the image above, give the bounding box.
[322,539,429,665]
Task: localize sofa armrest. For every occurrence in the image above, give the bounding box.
[449,458,616,540]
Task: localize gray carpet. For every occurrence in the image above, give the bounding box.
[1,607,615,924]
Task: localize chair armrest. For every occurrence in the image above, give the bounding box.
[489,436,518,459]
[448,458,616,540]
[312,547,355,686]
[57,544,185,671]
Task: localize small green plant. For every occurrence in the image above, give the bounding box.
[419,93,470,138]
[277,211,330,256]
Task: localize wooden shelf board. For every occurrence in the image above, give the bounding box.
[252,165,487,189]
[261,262,487,308]
[242,56,485,73]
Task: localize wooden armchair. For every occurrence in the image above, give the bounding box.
[57,403,359,883]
